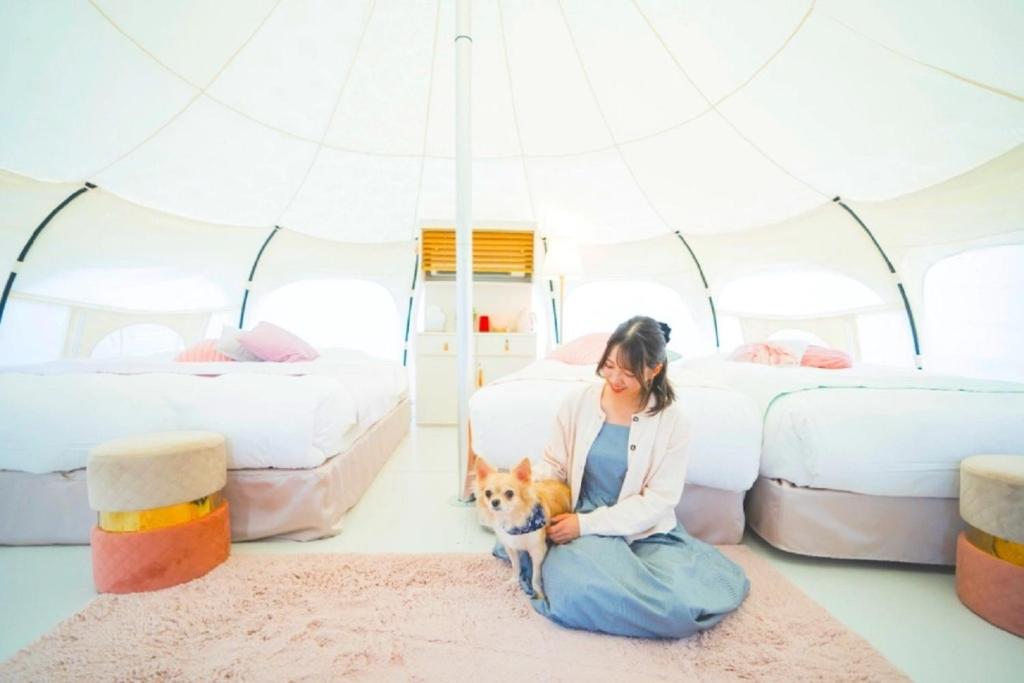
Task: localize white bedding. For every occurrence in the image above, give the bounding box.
[681,358,1024,498]
[0,350,408,474]
[469,360,762,493]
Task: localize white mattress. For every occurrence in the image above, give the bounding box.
[469,360,761,493]
[0,349,408,474]
[681,358,1024,498]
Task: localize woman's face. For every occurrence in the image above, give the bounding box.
[600,346,651,397]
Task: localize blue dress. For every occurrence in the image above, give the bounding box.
[495,422,750,639]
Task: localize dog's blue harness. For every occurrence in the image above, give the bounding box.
[503,503,547,535]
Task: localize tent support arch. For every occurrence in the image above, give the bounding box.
[402,240,419,367]
[541,236,560,345]
[673,231,720,349]
[238,225,282,328]
[833,197,922,368]
[0,182,95,327]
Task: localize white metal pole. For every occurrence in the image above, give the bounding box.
[455,0,473,501]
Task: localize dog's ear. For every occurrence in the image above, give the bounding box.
[474,457,495,483]
[512,457,532,483]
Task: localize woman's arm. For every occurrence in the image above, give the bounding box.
[576,414,690,537]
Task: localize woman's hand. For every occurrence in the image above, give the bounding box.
[548,513,580,544]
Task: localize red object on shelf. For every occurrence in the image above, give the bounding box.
[478,315,490,332]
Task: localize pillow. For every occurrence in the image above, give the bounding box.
[801,345,852,369]
[236,322,319,362]
[547,333,610,365]
[174,339,234,363]
[728,342,801,366]
[216,325,263,362]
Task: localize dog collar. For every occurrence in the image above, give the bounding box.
[503,503,547,535]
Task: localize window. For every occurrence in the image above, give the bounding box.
[923,245,1024,381]
[767,328,830,347]
[251,279,402,361]
[855,310,914,367]
[564,280,711,355]
[718,269,882,317]
[91,324,184,359]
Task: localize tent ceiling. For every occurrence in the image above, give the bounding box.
[0,0,1021,243]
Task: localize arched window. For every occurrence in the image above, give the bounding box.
[91,324,184,359]
[718,269,882,317]
[251,279,401,361]
[924,245,1024,381]
[767,328,830,347]
[564,281,708,354]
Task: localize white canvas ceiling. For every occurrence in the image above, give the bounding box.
[1,0,1021,244]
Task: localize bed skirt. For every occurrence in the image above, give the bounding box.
[0,398,411,545]
[747,476,964,565]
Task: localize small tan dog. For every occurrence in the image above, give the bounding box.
[474,456,571,600]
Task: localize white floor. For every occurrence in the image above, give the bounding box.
[2,425,1022,681]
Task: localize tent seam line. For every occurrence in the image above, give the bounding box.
[822,14,1024,104]
[274,0,380,225]
[496,0,540,223]
[629,0,829,198]
[84,0,284,179]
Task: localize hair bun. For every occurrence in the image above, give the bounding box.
[657,321,672,343]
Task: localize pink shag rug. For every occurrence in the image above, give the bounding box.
[1,547,905,681]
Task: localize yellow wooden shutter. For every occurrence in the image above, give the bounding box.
[421,228,533,278]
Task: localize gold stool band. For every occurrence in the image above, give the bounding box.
[98,491,224,532]
[965,525,1024,567]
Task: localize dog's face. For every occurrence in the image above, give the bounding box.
[474,457,533,522]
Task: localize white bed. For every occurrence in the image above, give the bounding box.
[681,357,1024,564]
[0,349,410,545]
[468,360,762,544]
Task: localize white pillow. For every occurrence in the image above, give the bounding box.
[216,325,262,362]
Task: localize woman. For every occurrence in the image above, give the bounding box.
[497,316,749,638]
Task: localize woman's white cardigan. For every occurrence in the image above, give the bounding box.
[536,382,691,543]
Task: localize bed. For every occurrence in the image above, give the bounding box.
[467,360,763,544]
[0,349,410,545]
[680,357,1024,564]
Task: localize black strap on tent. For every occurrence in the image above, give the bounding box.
[238,225,282,328]
[673,231,720,348]
[402,240,420,366]
[541,236,560,344]
[833,197,921,366]
[0,182,95,327]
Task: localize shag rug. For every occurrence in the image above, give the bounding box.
[1,547,905,681]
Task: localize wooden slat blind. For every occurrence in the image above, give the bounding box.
[421,228,533,277]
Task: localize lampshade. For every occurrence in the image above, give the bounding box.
[542,238,583,278]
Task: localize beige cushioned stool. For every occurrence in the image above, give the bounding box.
[87,431,230,593]
[88,431,227,512]
[956,454,1024,637]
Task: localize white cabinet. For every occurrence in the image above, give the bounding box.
[415,333,536,425]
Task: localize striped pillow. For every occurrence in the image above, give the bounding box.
[174,339,234,363]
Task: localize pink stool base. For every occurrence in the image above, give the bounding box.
[955,531,1024,638]
[91,502,230,594]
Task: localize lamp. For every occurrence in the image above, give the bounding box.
[542,237,583,344]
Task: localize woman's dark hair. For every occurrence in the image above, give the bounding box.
[596,316,676,415]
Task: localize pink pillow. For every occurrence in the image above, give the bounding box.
[729,342,800,366]
[801,345,852,369]
[174,339,234,363]
[547,333,610,365]
[236,322,319,362]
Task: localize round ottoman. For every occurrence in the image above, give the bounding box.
[87,431,231,594]
[956,454,1024,637]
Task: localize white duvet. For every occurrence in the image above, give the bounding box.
[469,360,762,493]
[0,350,408,474]
[681,358,1024,498]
